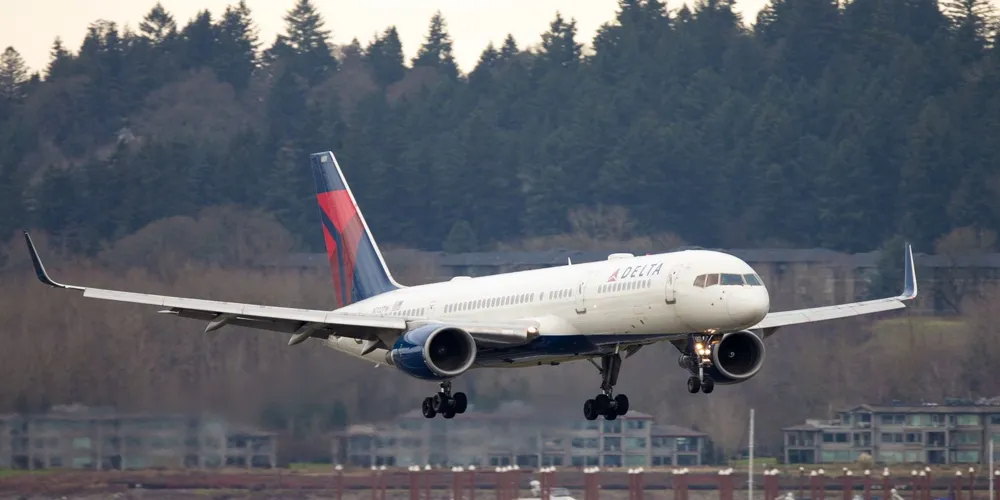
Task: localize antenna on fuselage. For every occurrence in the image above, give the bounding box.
[568,257,572,265]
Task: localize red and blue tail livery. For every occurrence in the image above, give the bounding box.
[310,151,401,308]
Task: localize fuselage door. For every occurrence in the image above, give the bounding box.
[665,267,677,305]
[575,280,587,314]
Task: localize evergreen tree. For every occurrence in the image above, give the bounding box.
[0,47,29,101]
[365,26,405,86]
[412,11,459,80]
[139,2,178,44]
[273,0,337,84]
[45,38,75,80]
[213,1,259,90]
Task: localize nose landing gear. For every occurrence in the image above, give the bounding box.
[583,353,630,420]
[684,334,716,394]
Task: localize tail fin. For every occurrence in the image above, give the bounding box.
[311,151,401,308]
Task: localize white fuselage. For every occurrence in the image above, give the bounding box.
[324,249,770,367]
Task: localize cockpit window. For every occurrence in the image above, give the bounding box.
[704,274,720,287]
[720,273,745,285]
[744,273,763,286]
[693,275,706,287]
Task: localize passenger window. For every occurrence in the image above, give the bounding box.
[705,274,720,287]
[744,274,763,286]
[693,275,706,287]
[721,274,745,286]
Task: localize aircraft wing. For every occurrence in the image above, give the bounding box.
[752,242,918,332]
[23,232,538,348]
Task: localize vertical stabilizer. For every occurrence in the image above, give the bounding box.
[310,151,401,308]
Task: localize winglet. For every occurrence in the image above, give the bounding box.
[23,231,83,290]
[900,242,917,300]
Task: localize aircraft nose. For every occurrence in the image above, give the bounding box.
[727,288,770,325]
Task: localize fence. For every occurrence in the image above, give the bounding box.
[2,465,999,498]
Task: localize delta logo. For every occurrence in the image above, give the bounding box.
[607,262,663,282]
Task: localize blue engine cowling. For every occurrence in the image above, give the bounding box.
[388,324,478,381]
[679,330,766,385]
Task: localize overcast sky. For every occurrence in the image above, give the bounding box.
[1,0,783,75]
[5,0,999,76]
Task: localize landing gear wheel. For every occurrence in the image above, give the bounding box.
[433,393,450,413]
[453,392,468,413]
[586,353,628,420]
[687,376,701,394]
[614,394,630,415]
[594,394,611,413]
[422,397,437,418]
[701,377,715,394]
[442,409,456,419]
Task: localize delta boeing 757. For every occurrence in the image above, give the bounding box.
[23,150,918,420]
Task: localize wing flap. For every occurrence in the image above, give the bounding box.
[84,288,407,330]
[752,242,918,331]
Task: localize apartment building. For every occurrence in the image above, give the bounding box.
[0,404,277,470]
[783,399,1000,465]
[332,401,707,468]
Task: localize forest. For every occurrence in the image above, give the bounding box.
[0,0,999,462]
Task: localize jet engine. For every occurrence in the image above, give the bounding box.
[679,330,766,385]
[386,324,477,381]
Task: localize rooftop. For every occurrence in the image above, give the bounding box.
[335,401,705,437]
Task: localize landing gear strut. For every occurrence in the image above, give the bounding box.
[685,334,715,394]
[421,381,468,419]
[583,353,630,420]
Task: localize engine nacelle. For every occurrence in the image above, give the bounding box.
[680,330,766,385]
[387,324,477,381]
[706,330,766,384]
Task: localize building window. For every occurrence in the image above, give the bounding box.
[880,414,905,425]
[676,454,698,465]
[823,432,848,443]
[626,420,646,430]
[990,415,1000,425]
[787,449,815,464]
[603,454,622,467]
[604,437,622,452]
[953,431,980,445]
[821,450,856,463]
[625,437,647,449]
[952,450,980,463]
[604,420,622,433]
[572,437,599,449]
[676,438,697,452]
[927,432,946,447]
[542,454,564,466]
[625,455,646,466]
[652,455,673,466]
[905,432,922,443]
[878,451,903,464]
[880,433,903,444]
[953,415,982,426]
[853,433,872,446]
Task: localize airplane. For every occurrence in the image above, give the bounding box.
[23,150,918,421]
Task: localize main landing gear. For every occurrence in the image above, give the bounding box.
[421,380,468,419]
[684,335,715,394]
[583,353,630,421]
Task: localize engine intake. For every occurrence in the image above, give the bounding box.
[709,330,766,382]
[387,324,477,380]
